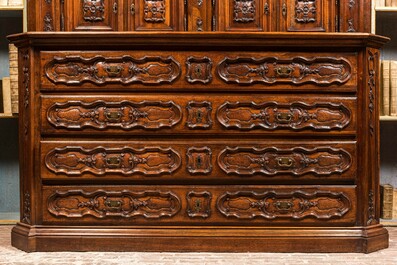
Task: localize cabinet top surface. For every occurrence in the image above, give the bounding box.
[8,32,390,49]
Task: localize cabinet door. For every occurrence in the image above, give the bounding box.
[129,0,184,31]
[218,0,273,31]
[279,0,336,32]
[64,0,120,31]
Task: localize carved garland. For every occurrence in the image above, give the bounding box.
[48,189,181,219]
[367,50,376,136]
[217,190,351,220]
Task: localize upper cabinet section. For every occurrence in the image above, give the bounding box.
[26,0,371,33]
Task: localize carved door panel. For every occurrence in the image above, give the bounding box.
[218,0,273,31]
[129,0,184,31]
[279,0,336,32]
[64,0,121,31]
[186,0,214,31]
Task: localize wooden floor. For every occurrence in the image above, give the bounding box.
[0,225,396,264]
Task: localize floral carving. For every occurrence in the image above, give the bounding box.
[144,0,166,22]
[295,0,317,23]
[83,0,105,22]
[234,0,256,23]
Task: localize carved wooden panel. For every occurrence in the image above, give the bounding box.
[48,189,181,218]
[186,147,212,174]
[217,56,352,85]
[186,191,212,218]
[64,0,119,31]
[186,0,214,31]
[45,146,182,176]
[217,101,351,131]
[186,57,213,84]
[217,190,351,219]
[221,0,264,31]
[132,0,183,31]
[44,55,181,85]
[218,146,352,176]
[186,101,213,129]
[46,100,182,130]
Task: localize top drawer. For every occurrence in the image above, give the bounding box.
[40,51,358,92]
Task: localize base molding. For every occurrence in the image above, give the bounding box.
[11,223,389,253]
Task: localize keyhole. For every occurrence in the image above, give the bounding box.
[196,110,203,123]
[195,65,202,78]
[194,199,202,212]
[196,155,202,168]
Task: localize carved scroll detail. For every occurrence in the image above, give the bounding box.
[48,189,181,218]
[217,57,352,85]
[295,0,317,23]
[217,101,351,131]
[45,146,181,176]
[218,146,352,176]
[47,100,182,130]
[83,0,105,22]
[187,191,212,218]
[217,190,351,219]
[234,0,256,23]
[45,55,180,85]
[144,0,166,22]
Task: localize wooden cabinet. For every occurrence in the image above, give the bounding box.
[26,0,369,32]
[9,32,389,252]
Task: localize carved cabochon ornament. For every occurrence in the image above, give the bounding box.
[45,146,181,176]
[217,190,351,219]
[45,55,180,85]
[47,100,182,130]
[48,189,181,219]
[217,101,351,131]
[218,146,352,176]
[217,57,352,85]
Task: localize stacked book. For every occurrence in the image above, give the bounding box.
[9,43,18,114]
[376,0,397,7]
[380,60,397,116]
[0,0,23,7]
[1,77,11,115]
[381,184,397,219]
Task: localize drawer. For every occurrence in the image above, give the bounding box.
[40,94,357,136]
[40,51,358,92]
[40,140,357,183]
[41,185,357,226]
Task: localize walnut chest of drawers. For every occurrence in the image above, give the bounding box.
[9,32,389,252]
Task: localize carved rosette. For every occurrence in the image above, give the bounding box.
[45,55,180,85]
[217,57,352,85]
[217,190,351,219]
[48,190,181,218]
[83,0,105,22]
[186,147,213,175]
[144,0,166,23]
[186,191,212,218]
[234,0,256,23]
[217,101,351,131]
[295,0,317,23]
[186,101,213,129]
[218,146,352,176]
[45,146,182,176]
[47,100,182,130]
[186,57,213,84]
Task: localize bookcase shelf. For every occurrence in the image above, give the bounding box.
[0,6,23,11]
[380,116,397,121]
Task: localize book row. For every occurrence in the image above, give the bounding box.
[381,184,397,219]
[0,43,18,116]
[380,60,397,116]
[376,0,397,7]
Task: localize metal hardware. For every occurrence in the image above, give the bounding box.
[106,65,122,76]
[196,155,203,168]
[106,157,121,167]
[105,199,123,208]
[276,112,293,123]
[113,2,118,14]
[276,66,293,77]
[194,199,202,212]
[131,3,135,15]
[277,157,293,168]
[105,111,122,122]
[282,3,287,17]
[264,2,269,15]
[274,201,293,211]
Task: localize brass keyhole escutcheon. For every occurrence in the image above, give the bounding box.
[196,110,203,123]
[105,199,123,209]
[195,65,203,78]
[274,201,293,211]
[194,199,202,212]
[196,155,202,168]
[277,157,293,168]
[276,112,293,123]
[105,110,122,122]
[106,156,121,168]
[276,66,293,77]
[105,65,122,77]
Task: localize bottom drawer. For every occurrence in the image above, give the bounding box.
[42,185,357,226]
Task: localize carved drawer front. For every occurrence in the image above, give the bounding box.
[42,185,356,225]
[41,141,356,182]
[41,95,356,136]
[40,51,357,92]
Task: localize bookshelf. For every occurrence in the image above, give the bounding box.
[0,2,24,222]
